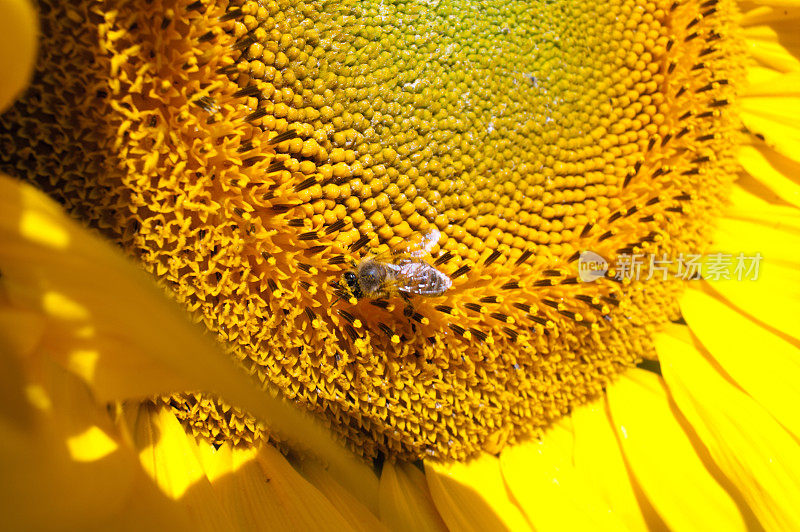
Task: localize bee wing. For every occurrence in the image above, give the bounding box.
[405,229,440,259]
[395,258,452,296]
[420,229,440,254]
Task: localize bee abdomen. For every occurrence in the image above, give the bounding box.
[398,260,452,297]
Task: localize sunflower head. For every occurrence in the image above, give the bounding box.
[0,0,744,460]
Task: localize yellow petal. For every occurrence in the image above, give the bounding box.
[738,144,800,208]
[120,403,225,513]
[741,99,800,160]
[1,312,202,529]
[0,175,252,401]
[92,469,197,530]
[0,307,43,428]
[705,261,800,344]
[194,438,363,532]
[296,458,386,531]
[741,6,800,29]
[723,184,800,231]
[745,0,800,7]
[657,332,800,530]
[0,174,378,507]
[702,187,800,342]
[743,20,800,73]
[709,213,800,270]
[606,370,746,531]
[425,454,531,531]
[0,0,37,112]
[741,95,800,131]
[746,39,800,74]
[745,71,800,98]
[121,403,366,531]
[379,461,448,532]
[500,421,628,531]
[570,402,651,531]
[251,446,359,531]
[0,359,138,529]
[680,288,800,439]
[0,307,44,358]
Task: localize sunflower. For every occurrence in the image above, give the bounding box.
[1,0,799,528]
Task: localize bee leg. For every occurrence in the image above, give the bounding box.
[400,292,414,317]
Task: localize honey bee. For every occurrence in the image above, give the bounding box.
[340,230,452,303]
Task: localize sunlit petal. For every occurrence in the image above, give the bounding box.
[571,403,651,530]
[425,454,531,531]
[680,288,800,439]
[703,186,800,342]
[606,370,746,530]
[658,331,800,530]
[500,421,627,530]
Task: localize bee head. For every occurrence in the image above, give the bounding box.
[357,261,384,294]
[343,270,363,300]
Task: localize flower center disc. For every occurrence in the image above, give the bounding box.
[0,0,742,459]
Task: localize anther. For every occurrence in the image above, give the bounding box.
[233,85,262,98]
[451,264,471,279]
[515,249,534,265]
[434,251,454,266]
[219,8,242,21]
[471,328,489,342]
[370,299,390,310]
[325,219,347,234]
[349,234,370,252]
[244,107,266,122]
[513,302,532,313]
[483,249,503,266]
[294,177,318,192]
[464,303,483,313]
[268,130,299,145]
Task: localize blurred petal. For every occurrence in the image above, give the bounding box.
[0,307,43,427]
[606,370,746,530]
[0,359,139,528]
[0,174,378,507]
[0,0,37,112]
[379,461,448,532]
[425,454,531,531]
[740,100,800,159]
[658,331,800,530]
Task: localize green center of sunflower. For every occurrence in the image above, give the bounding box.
[0,0,743,460]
